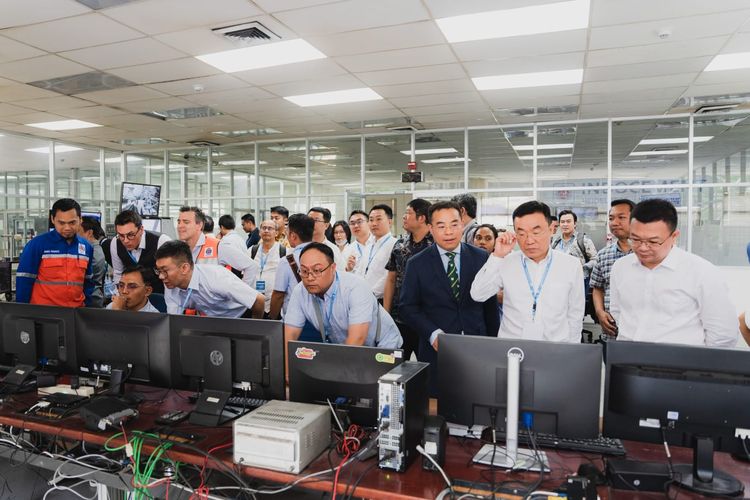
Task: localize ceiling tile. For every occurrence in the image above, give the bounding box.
[107,58,220,85]
[389,91,483,108]
[233,59,348,86]
[423,0,553,18]
[587,36,727,67]
[261,75,365,98]
[13,95,96,112]
[692,68,750,86]
[334,45,456,73]
[273,0,429,37]
[356,63,467,87]
[451,29,588,62]
[147,74,249,96]
[307,21,446,57]
[682,82,750,97]
[373,79,477,98]
[0,0,90,29]
[0,84,60,100]
[61,105,129,119]
[102,0,263,35]
[582,87,685,105]
[180,87,277,111]
[3,13,142,52]
[400,101,490,117]
[0,55,92,83]
[3,111,68,125]
[721,32,750,53]
[591,0,750,26]
[583,73,697,94]
[579,99,675,118]
[0,35,46,64]
[61,38,188,70]
[0,103,35,117]
[480,85,582,107]
[584,58,711,82]
[154,27,238,57]
[463,52,584,78]
[76,86,170,105]
[113,97,198,113]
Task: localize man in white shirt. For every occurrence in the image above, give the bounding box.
[356,204,397,300]
[471,201,584,342]
[345,210,374,272]
[307,207,346,269]
[217,214,248,253]
[610,198,738,347]
[250,219,285,315]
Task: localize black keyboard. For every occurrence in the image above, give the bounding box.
[518,432,626,456]
[225,396,268,409]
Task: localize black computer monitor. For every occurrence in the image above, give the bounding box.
[120,182,161,217]
[603,340,750,497]
[438,336,602,439]
[0,303,77,374]
[75,308,172,387]
[287,341,404,427]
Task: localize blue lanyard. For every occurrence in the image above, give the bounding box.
[128,250,138,264]
[355,240,366,256]
[258,247,269,276]
[180,288,194,312]
[521,253,554,320]
[318,273,340,341]
[366,235,391,273]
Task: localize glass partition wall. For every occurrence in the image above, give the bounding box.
[0,110,748,264]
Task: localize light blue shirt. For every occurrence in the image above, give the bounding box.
[273,242,310,315]
[106,300,160,313]
[165,264,260,318]
[437,243,461,277]
[285,271,403,348]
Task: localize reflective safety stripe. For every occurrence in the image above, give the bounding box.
[41,253,90,262]
[16,272,38,279]
[34,280,85,286]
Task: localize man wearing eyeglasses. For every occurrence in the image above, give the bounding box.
[307,207,346,269]
[344,210,374,272]
[110,210,170,294]
[610,198,738,347]
[107,265,159,313]
[284,242,402,349]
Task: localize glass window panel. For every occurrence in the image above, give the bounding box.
[310,137,361,196]
[471,127,533,189]
[692,186,750,265]
[538,189,609,248]
[612,187,689,250]
[258,141,306,205]
[54,143,101,200]
[104,153,121,203]
[476,191,534,232]
[125,153,146,183]
[693,114,750,184]
[613,118,688,184]
[364,134,412,193]
[538,122,607,189]
[414,130,465,191]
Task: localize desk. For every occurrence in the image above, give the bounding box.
[0,388,747,499]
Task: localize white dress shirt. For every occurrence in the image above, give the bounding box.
[219,230,248,254]
[252,241,282,313]
[192,233,259,287]
[358,233,397,299]
[610,246,738,348]
[110,232,170,283]
[321,238,347,271]
[348,234,376,275]
[470,249,584,342]
[164,264,261,318]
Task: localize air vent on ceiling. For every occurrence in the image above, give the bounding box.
[28,71,136,95]
[212,21,281,46]
[496,105,578,117]
[695,103,740,114]
[188,140,220,147]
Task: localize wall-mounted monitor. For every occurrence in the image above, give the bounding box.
[120,182,161,217]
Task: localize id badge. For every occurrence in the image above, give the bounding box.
[255,280,266,292]
[521,320,544,341]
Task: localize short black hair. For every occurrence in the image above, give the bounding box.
[300,242,335,265]
[203,215,214,233]
[155,240,194,267]
[558,209,578,223]
[51,198,81,217]
[218,214,235,230]
[287,213,315,242]
[349,210,368,220]
[450,193,478,219]
[241,213,255,224]
[512,201,552,224]
[308,207,332,223]
[427,200,462,224]
[370,204,393,220]
[407,198,431,222]
[179,206,206,227]
[611,199,636,212]
[475,223,498,240]
[331,220,351,243]
[550,215,558,223]
[121,264,154,288]
[270,206,289,219]
[81,217,104,239]
[114,209,142,228]
[631,198,678,232]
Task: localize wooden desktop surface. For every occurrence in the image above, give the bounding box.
[0,387,747,499]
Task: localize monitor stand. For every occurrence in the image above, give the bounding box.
[672,436,744,497]
[189,389,231,426]
[471,348,549,472]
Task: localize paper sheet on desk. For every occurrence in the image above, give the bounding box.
[447,421,486,439]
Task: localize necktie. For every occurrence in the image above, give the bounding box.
[446,252,459,301]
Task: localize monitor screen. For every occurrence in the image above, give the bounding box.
[0,303,77,372]
[81,211,102,222]
[288,341,404,426]
[170,315,284,400]
[120,182,161,217]
[438,336,602,439]
[75,308,171,387]
[140,218,161,233]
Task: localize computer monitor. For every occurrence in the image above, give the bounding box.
[603,341,750,497]
[0,303,77,374]
[141,218,161,233]
[120,182,161,217]
[75,308,172,387]
[170,315,284,425]
[81,211,102,222]
[287,341,404,427]
[438,336,602,439]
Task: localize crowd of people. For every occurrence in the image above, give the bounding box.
[15,194,749,391]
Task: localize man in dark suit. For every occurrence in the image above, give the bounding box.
[400,200,499,394]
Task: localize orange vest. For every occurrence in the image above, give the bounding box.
[196,237,220,264]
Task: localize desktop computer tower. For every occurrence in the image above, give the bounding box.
[377,361,430,472]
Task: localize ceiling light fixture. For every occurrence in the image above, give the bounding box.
[513,143,575,151]
[436,0,590,43]
[422,157,471,164]
[197,39,326,73]
[517,153,572,160]
[26,145,83,154]
[218,160,268,166]
[629,150,688,156]
[638,136,713,145]
[399,148,458,155]
[704,51,750,72]
[26,120,101,131]
[284,88,382,107]
[473,69,583,91]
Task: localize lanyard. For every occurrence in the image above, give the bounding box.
[258,246,269,276]
[317,273,340,342]
[521,253,554,320]
[180,288,194,312]
[355,240,366,257]
[128,250,138,264]
[366,235,391,273]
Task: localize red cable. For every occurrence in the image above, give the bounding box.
[331,448,350,500]
[192,442,233,500]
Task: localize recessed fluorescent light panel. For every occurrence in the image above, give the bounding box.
[399,148,458,155]
[26,120,101,131]
[629,150,688,156]
[26,145,83,154]
[473,69,583,91]
[284,88,382,107]
[422,157,471,164]
[518,153,572,160]
[638,136,712,145]
[219,160,268,166]
[513,144,574,151]
[704,51,750,72]
[436,0,590,43]
[197,39,325,73]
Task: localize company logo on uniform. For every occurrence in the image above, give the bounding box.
[78,243,86,255]
[209,350,224,366]
[375,353,395,364]
[19,330,30,344]
[295,347,317,360]
[204,247,214,257]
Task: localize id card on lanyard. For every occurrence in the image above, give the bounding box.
[520,254,553,340]
[366,235,391,274]
[314,273,340,343]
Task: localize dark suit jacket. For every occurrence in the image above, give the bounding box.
[399,243,499,368]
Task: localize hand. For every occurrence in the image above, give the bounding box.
[110,295,127,310]
[493,232,517,258]
[346,255,357,272]
[597,310,618,336]
[432,337,439,351]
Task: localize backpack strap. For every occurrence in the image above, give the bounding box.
[286,253,301,282]
[577,234,590,261]
[250,243,259,259]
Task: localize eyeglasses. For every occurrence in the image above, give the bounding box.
[311,218,326,224]
[299,263,332,279]
[629,234,673,249]
[516,229,546,240]
[260,226,276,232]
[116,228,141,241]
[116,282,145,290]
[349,219,366,226]
[153,266,176,277]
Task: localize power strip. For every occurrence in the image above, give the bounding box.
[38,384,95,397]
